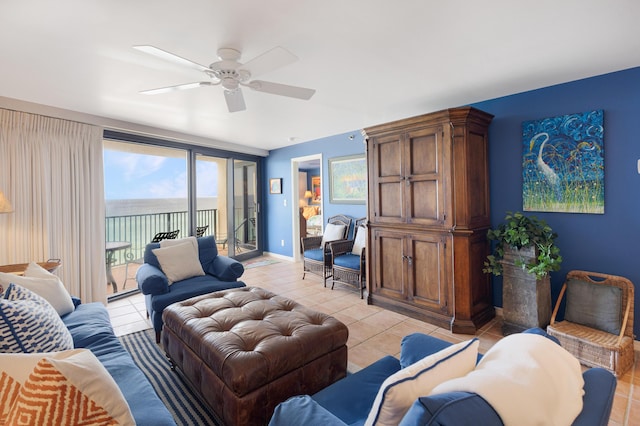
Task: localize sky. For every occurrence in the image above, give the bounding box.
[103,148,218,200]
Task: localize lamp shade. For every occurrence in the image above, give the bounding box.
[304,190,313,199]
[0,191,13,213]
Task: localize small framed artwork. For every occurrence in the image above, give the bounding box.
[311,176,321,203]
[329,154,367,204]
[269,178,283,194]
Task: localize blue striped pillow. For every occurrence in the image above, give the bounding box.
[0,283,74,353]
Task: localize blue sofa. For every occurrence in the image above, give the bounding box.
[270,330,616,426]
[136,235,246,342]
[62,300,175,425]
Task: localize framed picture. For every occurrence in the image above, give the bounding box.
[269,178,282,194]
[311,176,321,203]
[522,109,604,214]
[329,154,367,204]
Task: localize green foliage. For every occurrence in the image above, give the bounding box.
[483,211,562,279]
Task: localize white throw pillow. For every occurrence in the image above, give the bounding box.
[0,283,74,353]
[351,226,366,255]
[320,223,346,247]
[0,349,135,425]
[0,261,76,316]
[153,240,205,284]
[365,338,479,426]
[160,236,199,251]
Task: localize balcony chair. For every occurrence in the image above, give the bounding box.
[330,218,366,298]
[301,215,352,287]
[547,270,635,377]
[196,225,209,237]
[123,230,180,288]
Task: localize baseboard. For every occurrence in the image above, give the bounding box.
[261,251,294,262]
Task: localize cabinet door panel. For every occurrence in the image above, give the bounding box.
[408,180,438,221]
[405,126,449,226]
[379,182,403,218]
[407,132,438,175]
[408,234,450,313]
[372,229,405,298]
[370,134,405,224]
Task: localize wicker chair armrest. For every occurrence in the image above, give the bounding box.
[301,235,323,251]
[619,294,632,345]
[330,240,355,257]
[550,283,567,325]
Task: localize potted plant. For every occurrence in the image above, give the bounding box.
[484,211,562,334]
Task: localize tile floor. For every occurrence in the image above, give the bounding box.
[107,256,639,425]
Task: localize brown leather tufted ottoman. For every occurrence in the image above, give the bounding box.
[161,286,349,426]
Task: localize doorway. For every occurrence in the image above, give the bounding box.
[291,154,322,262]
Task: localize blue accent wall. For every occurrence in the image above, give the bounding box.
[472,66,640,337]
[264,131,366,256]
[264,66,640,337]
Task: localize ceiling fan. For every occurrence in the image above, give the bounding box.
[133,45,316,112]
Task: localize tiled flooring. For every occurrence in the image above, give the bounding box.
[107,256,639,425]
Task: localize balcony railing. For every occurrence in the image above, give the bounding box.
[105,209,218,266]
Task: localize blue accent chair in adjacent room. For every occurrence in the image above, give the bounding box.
[330,217,366,298]
[301,215,352,287]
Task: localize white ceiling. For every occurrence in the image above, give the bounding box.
[2,1,640,154]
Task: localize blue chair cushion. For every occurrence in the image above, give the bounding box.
[304,248,326,262]
[333,253,361,270]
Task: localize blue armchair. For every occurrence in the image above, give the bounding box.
[136,235,246,343]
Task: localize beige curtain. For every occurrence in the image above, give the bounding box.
[0,108,107,303]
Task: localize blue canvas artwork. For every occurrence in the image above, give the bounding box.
[522,110,604,214]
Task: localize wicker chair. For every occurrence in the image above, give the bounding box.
[330,218,367,298]
[301,215,352,287]
[547,270,635,377]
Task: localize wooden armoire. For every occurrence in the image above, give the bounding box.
[363,106,495,334]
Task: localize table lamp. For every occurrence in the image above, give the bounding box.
[0,191,12,213]
[304,190,313,205]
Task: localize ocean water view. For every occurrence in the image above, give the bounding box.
[105,197,220,264]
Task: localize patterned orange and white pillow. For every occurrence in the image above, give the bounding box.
[0,349,135,425]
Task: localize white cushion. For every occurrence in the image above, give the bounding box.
[0,349,135,425]
[0,262,75,316]
[351,226,366,255]
[160,236,198,251]
[429,333,584,426]
[364,338,479,426]
[0,283,74,353]
[321,223,346,247]
[153,239,205,284]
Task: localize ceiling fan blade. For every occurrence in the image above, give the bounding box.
[247,80,315,100]
[240,46,298,77]
[140,81,216,95]
[133,45,211,73]
[224,88,246,112]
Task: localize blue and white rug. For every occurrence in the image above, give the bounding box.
[119,329,220,426]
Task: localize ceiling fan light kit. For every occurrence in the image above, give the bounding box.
[134,45,315,112]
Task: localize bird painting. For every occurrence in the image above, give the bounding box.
[522,110,604,214]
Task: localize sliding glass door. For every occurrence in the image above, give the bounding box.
[232,159,258,257]
[103,132,262,301]
[103,140,188,299]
